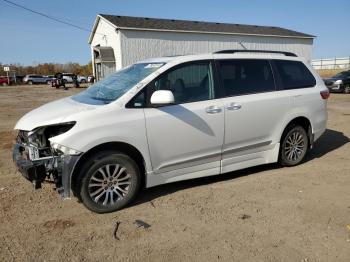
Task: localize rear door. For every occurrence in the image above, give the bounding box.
[39,75,46,83]
[271,59,322,137]
[35,75,44,83]
[140,61,225,183]
[216,59,291,173]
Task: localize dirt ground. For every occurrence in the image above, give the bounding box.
[0,85,349,262]
[317,69,345,79]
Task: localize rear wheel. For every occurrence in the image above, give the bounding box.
[2,82,8,86]
[279,125,308,166]
[78,152,141,213]
[28,80,33,85]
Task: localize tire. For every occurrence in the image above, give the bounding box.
[46,80,51,85]
[81,79,86,83]
[279,125,308,166]
[344,85,350,94]
[77,152,141,213]
[28,80,33,85]
[2,82,8,86]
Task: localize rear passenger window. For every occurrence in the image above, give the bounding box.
[273,60,316,89]
[218,60,275,96]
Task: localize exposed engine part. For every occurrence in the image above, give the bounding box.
[14,122,76,190]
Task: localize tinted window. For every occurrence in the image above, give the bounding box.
[150,62,214,104]
[127,89,146,108]
[274,60,316,89]
[218,59,275,96]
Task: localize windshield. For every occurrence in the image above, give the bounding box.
[72,62,164,105]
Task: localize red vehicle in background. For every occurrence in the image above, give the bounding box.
[0,76,14,86]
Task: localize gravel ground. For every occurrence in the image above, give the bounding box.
[0,85,349,262]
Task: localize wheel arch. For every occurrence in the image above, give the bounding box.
[70,141,146,197]
[280,116,313,148]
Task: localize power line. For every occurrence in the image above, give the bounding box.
[2,0,102,35]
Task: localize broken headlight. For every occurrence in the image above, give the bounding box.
[27,122,76,148]
[50,142,81,156]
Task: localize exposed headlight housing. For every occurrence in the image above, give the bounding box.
[51,142,81,155]
[27,121,76,148]
[334,80,343,85]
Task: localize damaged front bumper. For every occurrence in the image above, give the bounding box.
[13,140,80,199]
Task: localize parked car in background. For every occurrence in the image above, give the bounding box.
[0,76,14,86]
[61,73,75,84]
[43,75,54,85]
[77,75,87,83]
[13,50,328,213]
[23,75,53,85]
[51,73,87,86]
[324,70,350,93]
[15,75,25,84]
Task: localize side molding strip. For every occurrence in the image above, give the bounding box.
[222,140,272,156]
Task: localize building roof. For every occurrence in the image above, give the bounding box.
[97,14,314,39]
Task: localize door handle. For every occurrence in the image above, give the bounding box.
[206,105,222,114]
[226,102,242,111]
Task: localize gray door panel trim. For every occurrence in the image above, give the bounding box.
[154,152,221,174]
[222,140,272,156]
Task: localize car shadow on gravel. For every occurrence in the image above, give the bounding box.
[131,164,278,208]
[306,128,349,160]
[131,128,349,208]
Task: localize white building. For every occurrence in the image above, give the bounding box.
[88,14,315,80]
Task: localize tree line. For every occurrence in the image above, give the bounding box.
[0,62,93,76]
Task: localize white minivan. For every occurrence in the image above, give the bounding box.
[13,50,329,213]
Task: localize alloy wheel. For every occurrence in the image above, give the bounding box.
[88,164,131,206]
[344,85,350,94]
[284,130,306,162]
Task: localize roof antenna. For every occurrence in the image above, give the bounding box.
[239,42,247,50]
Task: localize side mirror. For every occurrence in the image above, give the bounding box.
[150,90,175,106]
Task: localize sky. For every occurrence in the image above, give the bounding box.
[0,0,349,65]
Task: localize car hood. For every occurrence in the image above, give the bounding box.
[327,76,344,81]
[15,97,100,131]
[324,77,338,84]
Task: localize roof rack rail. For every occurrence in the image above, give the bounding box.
[214,49,297,57]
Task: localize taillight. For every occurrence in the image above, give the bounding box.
[320,90,330,99]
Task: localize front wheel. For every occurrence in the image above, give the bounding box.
[279,125,308,166]
[344,85,350,94]
[78,152,141,213]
